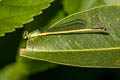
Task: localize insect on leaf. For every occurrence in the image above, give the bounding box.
[20,5,120,68]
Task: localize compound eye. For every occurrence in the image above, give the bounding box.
[23,31,29,39]
[36,30,40,34]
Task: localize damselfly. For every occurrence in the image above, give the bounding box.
[23,27,107,39]
[23,19,107,39]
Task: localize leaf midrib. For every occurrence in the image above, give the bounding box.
[21,47,120,52]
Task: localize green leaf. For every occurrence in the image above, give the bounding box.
[62,0,105,14]
[91,0,106,8]
[0,0,64,79]
[0,0,54,36]
[18,0,65,75]
[0,58,56,80]
[20,5,120,68]
[104,0,120,4]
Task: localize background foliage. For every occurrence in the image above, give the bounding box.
[0,0,120,80]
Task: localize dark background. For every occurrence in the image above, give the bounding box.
[30,65,120,80]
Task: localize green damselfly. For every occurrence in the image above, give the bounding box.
[23,27,107,39]
[23,19,107,39]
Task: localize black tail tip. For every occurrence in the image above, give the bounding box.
[92,27,107,31]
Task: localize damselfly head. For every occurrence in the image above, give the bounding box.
[23,31,29,39]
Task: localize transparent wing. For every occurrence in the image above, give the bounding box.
[47,19,87,32]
